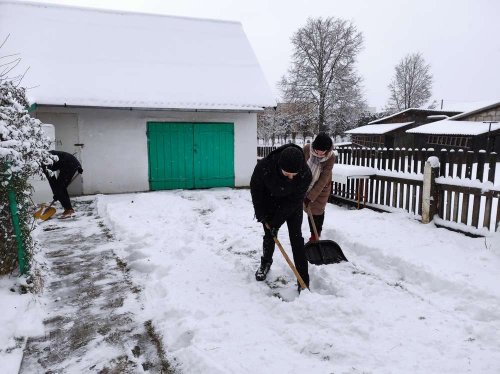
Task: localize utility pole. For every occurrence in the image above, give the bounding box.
[483,121,498,153]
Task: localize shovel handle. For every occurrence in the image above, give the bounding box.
[265,223,308,291]
[306,207,320,239]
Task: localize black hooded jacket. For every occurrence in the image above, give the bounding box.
[250,144,312,228]
[45,150,82,172]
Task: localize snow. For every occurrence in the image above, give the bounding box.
[427,156,440,168]
[369,109,462,125]
[0,277,44,373]
[407,120,500,135]
[90,189,500,374]
[346,122,414,135]
[0,1,275,111]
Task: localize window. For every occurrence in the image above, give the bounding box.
[427,135,470,149]
[352,135,384,148]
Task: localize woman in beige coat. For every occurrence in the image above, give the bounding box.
[303,133,335,241]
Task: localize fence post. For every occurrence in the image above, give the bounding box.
[7,185,27,275]
[422,157,440,224]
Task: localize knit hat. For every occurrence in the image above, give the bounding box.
[278,146,303,173]
[312,132,333,151]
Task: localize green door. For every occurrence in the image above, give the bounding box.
[193,123,234,188]
[148,122,194,190]
[147,122,234,190]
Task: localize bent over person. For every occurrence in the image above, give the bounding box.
[250,144,312,290]
[42,150,83,219]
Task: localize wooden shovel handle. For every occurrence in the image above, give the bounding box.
[265,223,308,291]
[306,206,320,239]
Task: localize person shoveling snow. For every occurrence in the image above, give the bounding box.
[250,144,312,293]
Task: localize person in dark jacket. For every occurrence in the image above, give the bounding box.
[250,144,312,291]
[42,150,83,219]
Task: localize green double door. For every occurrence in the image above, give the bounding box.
[147,122,234,190]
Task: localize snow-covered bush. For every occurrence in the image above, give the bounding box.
[0,79,51,275]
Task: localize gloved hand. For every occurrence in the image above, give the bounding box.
[303,197,311,208]
[266,224,279,237]
[77,167,83,174]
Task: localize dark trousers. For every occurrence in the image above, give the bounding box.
[261,206,309,286]
[307,213,324,235]
[45,167,77,210]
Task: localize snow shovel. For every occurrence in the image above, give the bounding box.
[304,207,348,265]
[265,223,309,291]
[33,171,80,221]
[34,200,57,221]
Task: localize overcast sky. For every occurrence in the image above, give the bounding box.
[30,0,500,111]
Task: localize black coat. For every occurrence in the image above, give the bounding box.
[46,150,82,173]
[250,144,312,228]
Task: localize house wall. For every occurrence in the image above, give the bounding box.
[458,105,500,122]
[34,107,257,195]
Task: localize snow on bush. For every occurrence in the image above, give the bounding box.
[0,79,51,275]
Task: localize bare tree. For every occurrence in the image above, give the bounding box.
[386,52,433,112]
[279,17,365,133]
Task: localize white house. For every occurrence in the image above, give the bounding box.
[0,1,275,195]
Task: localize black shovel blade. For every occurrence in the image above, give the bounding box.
[305,239,348,265]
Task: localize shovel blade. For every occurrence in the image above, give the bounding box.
[34,205,45,219]
[38,207,56,221]
[305,239,348,265]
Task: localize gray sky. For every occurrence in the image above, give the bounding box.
[30,0,500,111]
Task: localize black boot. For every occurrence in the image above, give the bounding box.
[255,258,272,281]
[297,277,310,294]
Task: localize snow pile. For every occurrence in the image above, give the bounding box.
[98,189,500,374]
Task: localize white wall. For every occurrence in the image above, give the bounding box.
[35,107,257,194]
[30,124,55,204]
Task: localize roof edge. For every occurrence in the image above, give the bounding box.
[449,101,500,120]
[0,0,241,26]
[31,103,265,113]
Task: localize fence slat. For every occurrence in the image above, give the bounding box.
[440,149,447,177]
[476,151,486,182]
[471,195,481,228]
[483,195,492,230]
[445,191,452,221]
[398,181,404,209]
[456,150,464,178]
[449,150,456,177]
[488,152,497,183]
[453,192,460,223]
[497,201,500,232]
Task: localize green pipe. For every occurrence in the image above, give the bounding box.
[7,187,27,275]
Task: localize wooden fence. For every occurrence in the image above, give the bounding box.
[257,146,277,158]
[333,147,499,234]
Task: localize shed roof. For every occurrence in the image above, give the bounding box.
[346,122,414,135]
[0,1,275,111]
[448,101,500,120]
[368,108,461,125]
[407,120,500,135]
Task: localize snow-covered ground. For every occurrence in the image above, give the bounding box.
[94,188,500,374]
[0,277,44,373]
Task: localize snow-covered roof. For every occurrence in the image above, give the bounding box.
[369,108,462,125]
[346,122,414,135]
[0,1,276,111]
[448,100,500,121]
[407,120,500,135]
